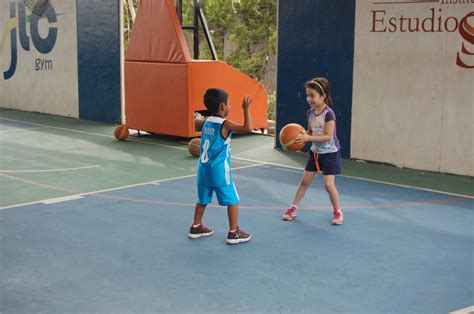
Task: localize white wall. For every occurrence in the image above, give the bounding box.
[0,0,79,117]
[352,0,473,176]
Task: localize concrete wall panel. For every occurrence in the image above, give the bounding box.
[0,0,79,117]
[352,1,473,175]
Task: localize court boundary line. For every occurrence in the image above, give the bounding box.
[0,165,100,173]
[0,126,44,133]
[0,117,184,150]
[0,164,262,210]
[0,163,470,211]
[450,306,474,314]
[0,117,41,127]
[0,116,472,200]
[234,157,474,199]
[43,195,84,204]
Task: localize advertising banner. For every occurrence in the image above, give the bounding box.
[352,0,473,175]
[0,0,79,117]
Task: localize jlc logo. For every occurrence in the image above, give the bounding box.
[1,0,58,80]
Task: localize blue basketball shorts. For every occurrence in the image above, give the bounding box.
[305,151,341,175]
[197,182,240,206]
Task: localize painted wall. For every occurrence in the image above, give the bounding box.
[351,1,473,176]
[0,0,79,117]
[77,0,121,123]
[277,0,473,176]
[276,0,356,157]
[0,0,121,124]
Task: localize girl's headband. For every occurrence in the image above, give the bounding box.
[311,80,325,94]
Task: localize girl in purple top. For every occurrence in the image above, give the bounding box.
[282,77,344,225]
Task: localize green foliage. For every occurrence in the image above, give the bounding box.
[123,0,141,52]
[183,0,276,80]
[178,0,191,24]
[202,0,235,60]
[123,2,131,52]
[267,90,276,120]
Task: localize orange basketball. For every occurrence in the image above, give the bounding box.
[188,138,201,157]
[114,124,129,141]
[279,123,305,151]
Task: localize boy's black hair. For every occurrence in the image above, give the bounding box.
[203,88,228,114]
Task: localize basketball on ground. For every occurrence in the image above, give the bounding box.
[279,123,305,151]
[188,138,201,157]
[114,124,129,141]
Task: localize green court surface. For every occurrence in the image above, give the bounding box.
[0,108,472,209]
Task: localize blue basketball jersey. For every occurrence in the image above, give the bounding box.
[197,116,233,187]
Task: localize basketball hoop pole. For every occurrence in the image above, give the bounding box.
[120,0,126,125]
[175,0,218,60]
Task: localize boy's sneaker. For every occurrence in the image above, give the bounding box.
[188,224,214,238]
[226,227,251,244]
[331,210,344,225]
[282,207,297,221]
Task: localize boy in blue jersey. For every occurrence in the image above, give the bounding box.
[188,88,253,245]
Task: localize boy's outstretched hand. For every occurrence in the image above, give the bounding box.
[242,95,252,110]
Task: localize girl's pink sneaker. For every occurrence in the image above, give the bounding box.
[331,210,344,225]
[282,207,297,221]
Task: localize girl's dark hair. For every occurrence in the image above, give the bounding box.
[304,77,333,107]
[203,88,228,114]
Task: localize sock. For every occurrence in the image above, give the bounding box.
[291,204,298,209]
[334,208,341,213]
[192,223,201,228]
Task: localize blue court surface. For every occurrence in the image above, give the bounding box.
[1,163,472,313]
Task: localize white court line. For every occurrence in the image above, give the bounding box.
[0,165,99,173]
[450,306,474,314]
[0,126,44,133]
[0,118,41,126]
[0,163,263,210]
[233,156,474,199]
[1,116,472,199]
[0,117,184,150]
[42,195,84,204]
